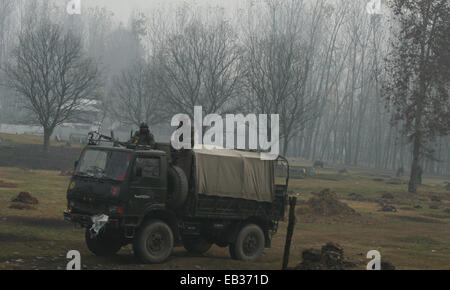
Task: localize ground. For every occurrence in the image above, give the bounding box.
[0,133,449,270]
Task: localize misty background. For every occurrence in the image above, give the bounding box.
[0,0,448,179]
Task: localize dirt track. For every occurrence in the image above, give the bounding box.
[0,144,80,171]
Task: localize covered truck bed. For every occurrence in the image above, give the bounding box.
[193,148,274,202]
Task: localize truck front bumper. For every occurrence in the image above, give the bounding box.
[64,210,121,229]
[64,210,93,227]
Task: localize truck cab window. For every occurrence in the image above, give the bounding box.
[134,157,160,179]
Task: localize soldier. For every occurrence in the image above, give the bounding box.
[130,122,156,148]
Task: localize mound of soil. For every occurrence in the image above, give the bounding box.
[11,192,38,205]
[295,242,356,270]
[430,195,441,202]
[9,203,36,210]
[0,180,18,188]
[380,261,396,270]
[381,193,394,199]
[298,189,357,217]
[379,204,397,212]
[347,192,365,201]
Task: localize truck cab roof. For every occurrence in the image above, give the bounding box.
[85,145,167,156]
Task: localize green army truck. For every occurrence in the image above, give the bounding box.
[64,133,289,264]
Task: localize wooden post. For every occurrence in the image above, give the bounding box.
[282,196,297,270]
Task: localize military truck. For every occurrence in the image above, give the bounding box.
[64,133,289,263]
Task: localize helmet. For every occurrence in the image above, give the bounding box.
[140,122,149,129]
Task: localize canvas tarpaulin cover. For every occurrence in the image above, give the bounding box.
[193,148,274,202]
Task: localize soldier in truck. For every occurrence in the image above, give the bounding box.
[130,122,156,148]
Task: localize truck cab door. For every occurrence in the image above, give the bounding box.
[128,155,167,214]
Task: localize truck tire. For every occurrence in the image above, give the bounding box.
[183,236,212,254]
[85,228,122,256]
[133,219,174,264]
[167,165,188,209]
[229,224,265,262]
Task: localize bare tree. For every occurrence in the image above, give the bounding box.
[2,19,102,151]
[109,59,161,127]
[242,0,318,155]
[0,0,14,64]
[155,7,242,117]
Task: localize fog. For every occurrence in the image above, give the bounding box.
[85,0,241,23]
[0,0,448,184]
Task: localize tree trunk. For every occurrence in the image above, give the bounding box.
[408,133,421,193]
[43,127,52,152]
[283,137,289,157]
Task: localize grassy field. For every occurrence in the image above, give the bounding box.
[0,132,82,147]
[0,135,449,270]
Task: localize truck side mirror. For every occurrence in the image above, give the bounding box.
[74,161,79,170]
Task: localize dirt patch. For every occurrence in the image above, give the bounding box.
[297,189,357,217]
[347,192,365,201]
[11,192,38,204]
[9,203,36,210]
[381,193,395,199]
[430,195,441,202]
[2,216,70,229]
[345,192,378,203]
[294,242,356,270]
[0,144,80,171]
[0,180,18,188]
[379,204,397,212]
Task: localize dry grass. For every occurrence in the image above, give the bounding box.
[0,134,449,269]
[0,165,449,269]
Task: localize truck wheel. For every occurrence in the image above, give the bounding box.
[229,224,265,262]
[167,165,188,209]
[85,228,122,256]
[133,219,174,264]
[183,236,212,254]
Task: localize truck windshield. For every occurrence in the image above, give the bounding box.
[75,149,130,181]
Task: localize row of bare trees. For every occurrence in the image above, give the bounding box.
[0,0,448,186]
